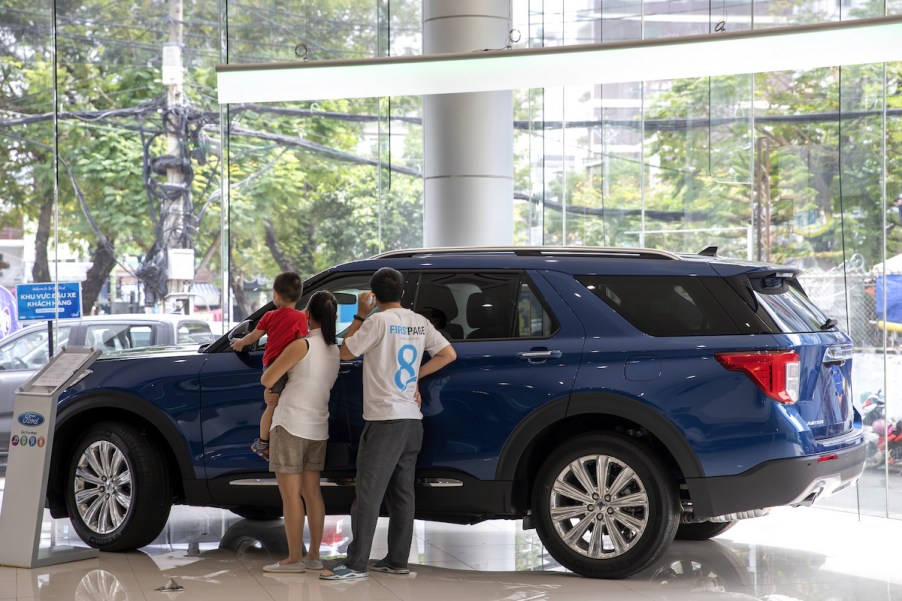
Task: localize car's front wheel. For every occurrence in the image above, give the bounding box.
[532,433,679,579]
[64,421,172,551]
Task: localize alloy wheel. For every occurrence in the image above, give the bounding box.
[549,453,649,559]
[73,440,133,534]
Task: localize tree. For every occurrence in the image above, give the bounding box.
[645,64,902,267]
[0,0,425,317]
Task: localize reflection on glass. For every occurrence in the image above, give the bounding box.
[3,0,901,520]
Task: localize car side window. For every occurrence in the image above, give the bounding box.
[128,326,154,347]
[516,282,556,338]
[85,324,154,351]
[577,275,740,336]
[177,321,214,344]
[87,325,128,351]
[413,272,550,341]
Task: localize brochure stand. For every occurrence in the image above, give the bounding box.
[0,346,101,568]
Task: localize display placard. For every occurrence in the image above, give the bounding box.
[0,346,100,568]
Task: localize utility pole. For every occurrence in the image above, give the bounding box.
[164,0,185,249]
[160,0,193,313]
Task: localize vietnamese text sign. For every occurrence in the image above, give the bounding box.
[16,282,82,321]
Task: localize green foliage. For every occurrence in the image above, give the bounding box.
[1,0,424,314]
[642,63,902,268]
[2,0,901,318]
[527,59,902,267]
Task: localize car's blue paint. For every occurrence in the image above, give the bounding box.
[53,250,863,517]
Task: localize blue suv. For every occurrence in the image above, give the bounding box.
[44,247,865,578]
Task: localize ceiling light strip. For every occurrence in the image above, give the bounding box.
[217,16,902,104]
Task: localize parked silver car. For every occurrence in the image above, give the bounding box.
[0,314,216,466]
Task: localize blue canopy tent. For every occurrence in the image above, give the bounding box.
[875,254,902,328]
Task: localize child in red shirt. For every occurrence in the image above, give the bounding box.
[230,272,308,459]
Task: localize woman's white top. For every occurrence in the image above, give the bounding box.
[270,329,340,441]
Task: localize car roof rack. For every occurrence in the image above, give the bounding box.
[373,246,679,260]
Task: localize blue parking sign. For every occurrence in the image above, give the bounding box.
[16,282,82,321]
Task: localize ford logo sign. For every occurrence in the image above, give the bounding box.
[18,412,45,427]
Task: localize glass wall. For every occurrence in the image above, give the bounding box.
[514,1,902,519]
[0,0,900,516]
[223,0,423,320]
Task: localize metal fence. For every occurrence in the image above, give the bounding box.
[798,255,885,350]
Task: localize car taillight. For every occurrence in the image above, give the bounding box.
[715,350,801,404]
[323,518,345,547]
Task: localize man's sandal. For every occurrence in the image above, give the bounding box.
[319,564,368,580]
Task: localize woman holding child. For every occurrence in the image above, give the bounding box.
[259,290,340,573]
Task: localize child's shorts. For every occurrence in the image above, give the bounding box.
[269,373,289,393]
[268,426,326,473]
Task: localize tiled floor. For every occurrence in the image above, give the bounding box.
[1,483,900,600]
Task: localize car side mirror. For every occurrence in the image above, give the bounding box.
[228,320,253,343]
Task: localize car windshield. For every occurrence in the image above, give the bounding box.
[0,325,71,370]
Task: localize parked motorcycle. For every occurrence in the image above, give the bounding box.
[864,416,902,469]
[860,389,886,426]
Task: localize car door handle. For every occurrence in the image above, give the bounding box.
[516,350,562,362]
[339,359,363,373]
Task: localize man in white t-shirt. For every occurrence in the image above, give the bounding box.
[320,267,457,580]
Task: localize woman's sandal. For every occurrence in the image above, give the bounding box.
[319,564,368,580]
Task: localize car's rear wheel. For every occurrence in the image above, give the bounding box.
[532,433,679,579]
[675,520,736,540]
[646,538,753,587]
[64,421,172,551]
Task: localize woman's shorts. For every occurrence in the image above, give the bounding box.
[269,426,326,474]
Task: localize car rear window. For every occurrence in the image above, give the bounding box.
[178,321,214,344]
[752,281,830,334]
[576,275,740,336]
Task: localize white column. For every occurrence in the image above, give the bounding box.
[423,0,513,247]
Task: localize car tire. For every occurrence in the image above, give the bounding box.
[532,433,679,579]
[229,506,284,521]
[219,518,292,558]
[675,520,736,540]
[64,421,172,551]
[645,538,753,588]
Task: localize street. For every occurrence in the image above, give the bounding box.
[820,464,902,518]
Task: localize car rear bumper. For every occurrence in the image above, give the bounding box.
[684,441,865,520]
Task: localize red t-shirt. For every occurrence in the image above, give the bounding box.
[257,308,308,366]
